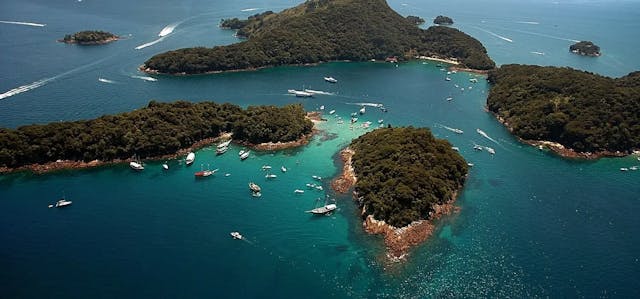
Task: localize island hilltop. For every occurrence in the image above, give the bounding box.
[142,0,494,74]
[570,41,601,57]
[433,15,454,25]
[60,30,119,45]
[487,64,640,158]
[332,127,468,260]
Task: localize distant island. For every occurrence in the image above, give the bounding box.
[433,15,454,25]
[405,15,425,25]
[143,0,494,74]
[570,41,601,57]
[332,127,468,260]
[0,101,313,173]
[487,64,640,158]
[59,30,119,45]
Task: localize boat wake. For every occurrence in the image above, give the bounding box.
[516,21,539,25]
[0,20,46,27]
[135,36,165,50]
[304,89,334,95]
[158,23,178,37]
[131,75,157,82]
[241,8,261,12]
[476,128,500,145]
[98,78,117,84]
[346,102,384,108]
[530,51,545,56]
[436,123,464,134]
[473,26,513,43]
[498,28,579,43]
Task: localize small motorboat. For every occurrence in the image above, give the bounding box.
[281,166,287,172]
[216,146,228,155]
[238,150,246,156]
[261,165,272,170]
[230,232,243,240]
[312,175,322,180]
[265,174,277,179]
[50,198,72,208]
[324,76,338,83]
[240,151,250,160]
[294,189,304,194]
[129,161,144,171]
[329,110,336,115]
[249,182,261,192]
[185,152,195,166]
[162,162,169,170]
[620,167,629,172]
[306,204,337,215]
[486,147,496,155]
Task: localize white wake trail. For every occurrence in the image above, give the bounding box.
[0,20,46,27]
[346,102,384,108]
[473,26,513,43]
[98,78,116,84]
[135,36,165,49]
[516,21,539,25]
[476,128,500,145]
[241,8,260,12]
[131,75,157,82]
[158,23,178,37]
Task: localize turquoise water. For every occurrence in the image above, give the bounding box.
[2,0,640,297]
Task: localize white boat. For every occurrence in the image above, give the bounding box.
[249,182,261,192]
[320,105,325,110]
[261,165,272,170]
[467,163,474,167]
[217,139,232,149]
[324,76,338,83]
[312,175,322,180]
[306,183,316,188]
[359,106,366,115]
[238,150,246,156]
[265,174,277,179]
[240,151,250,160]
[129,161,144,171]
[446,97,453,101]
[378,119,384,124]
[306,203,337,215]
[162,162,169,170]
[294,189,304,194]
[288,89,313,97]
[230,231,243,240]
[630,166,639,171]
[50,198,72,208]
[620,167,629,172]
[185,152,195,166]
[281,166,287,172]
[445,77,451,81]
[329,110,336,115]
[216,146,228,155]
[486,147,496,155]
[469,78,479,83]
[351,117,358,123]
[315,185,324,191]
[473,145,483,151]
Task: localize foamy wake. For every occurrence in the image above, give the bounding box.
[499,28,579,43]
[158,23,178,37]
[98,78,116,84]
[241,8,260,12]
[516,21,539,25]
[0,78,52,100]
[131,75,157,82]
[303,89,334,95]
[530,51,545,56]
[476,128,500,145]
[135,36,165,50]
[0,20,46,27]
[473,26,513,43]
[346,102,384,108]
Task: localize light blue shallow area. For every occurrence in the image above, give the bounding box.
[1,0,639,297]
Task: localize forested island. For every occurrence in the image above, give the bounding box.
[334,127,468,259]
[60,30,119,45]
[0,101,312,172]
[487,64,640,157]
[570,41,601,57]
[433,15,454,25]
[405,15,425,25]
[143,0,494,74]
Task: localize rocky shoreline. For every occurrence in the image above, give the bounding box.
[59,36,120,45]
[331,147,461,261]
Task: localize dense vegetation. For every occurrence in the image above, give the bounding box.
[61,31,118,44]
[350,127,468,227]
[570,41,601,57]
[433,15,454,25]
[487,64,640,153]
[144,0,494,74]
[405,15,425,25]
[0,101,312,168]
[220,11,274,38]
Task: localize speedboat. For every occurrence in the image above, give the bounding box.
[281,166,287,172]
[473,145,484,151]
[445,77,451,81]
[620,167,629,172]
[261,165,272,170]
[50,198,72,208]
[359,106,366,115]
[324,76,338,83]
[312,175,322,180]
[195,168,218,177]
[185,152,195,166]
[216,146,228,155]
[162,162,169,170]
[486,147,496,155]
[288,89,313,97]
[265,174,277,179]
[230,231,243,240]
[238,150,246,156]
[329,110,336,115]
[320,105,325,110]
[294,189,304,194]
[217,139,232,149]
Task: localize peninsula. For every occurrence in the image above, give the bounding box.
[487,64,640,158]
[570,41,601,57]
[142,0,494,74]
[60,30,119,45]
[0,101,313,173]
[332,127,468,260]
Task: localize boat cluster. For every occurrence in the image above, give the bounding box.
[620,166,639,172]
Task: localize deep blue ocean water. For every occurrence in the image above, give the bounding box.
[1,0,639,297]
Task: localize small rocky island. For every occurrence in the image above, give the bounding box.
[570,41,601,57]
[405,15,425,25]
[0,101,313,173]
[433,15,454,25]
[60,30,119,45]
[143,0,494,74]
[332,127,468,260]
[487,64,640,158]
